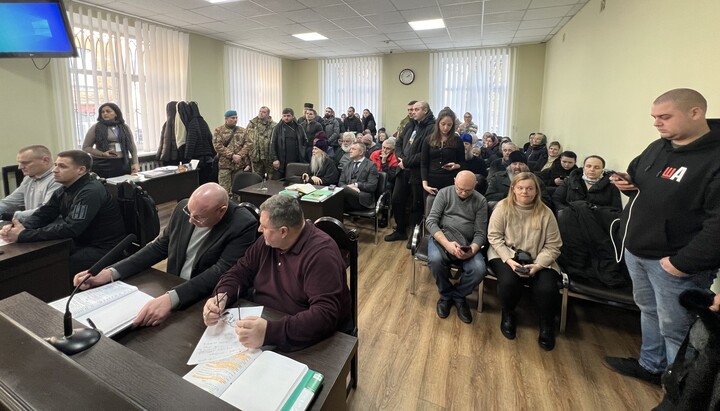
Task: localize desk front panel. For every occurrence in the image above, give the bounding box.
[0,239,71,302]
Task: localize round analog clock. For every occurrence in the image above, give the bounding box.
[399,68,415,85]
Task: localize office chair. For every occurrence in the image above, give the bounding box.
[344,171,389,244]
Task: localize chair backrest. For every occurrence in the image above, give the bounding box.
[1,165,23,197]
[285,163,310,180]
[374,171,387,200]
[231,172,263,195]
[314,217,358,337]
[238,202,262,239]
[117,181,160,249]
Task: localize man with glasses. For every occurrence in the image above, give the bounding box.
[203,194,351,352]
[73,183,257,327]
[426,171,488,324]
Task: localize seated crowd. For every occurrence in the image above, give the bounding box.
[3,88,718,404]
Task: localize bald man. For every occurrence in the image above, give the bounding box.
[73,183,258,327]
[426,171,488,324]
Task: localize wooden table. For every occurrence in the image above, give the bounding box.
[118,269,357,411]
[0,239,71,302]
[237,180,344,221]
[106,169,199,204]
[0,269,357,410]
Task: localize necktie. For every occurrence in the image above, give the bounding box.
[352,161,360,175]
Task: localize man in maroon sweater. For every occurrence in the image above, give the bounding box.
[203,194,351,351]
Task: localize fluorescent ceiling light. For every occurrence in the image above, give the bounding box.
[409,19,445,31]
[292,32,328,41]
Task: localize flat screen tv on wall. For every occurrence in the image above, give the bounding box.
[0,0,77,58]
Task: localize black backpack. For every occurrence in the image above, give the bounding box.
[117,181,160,250]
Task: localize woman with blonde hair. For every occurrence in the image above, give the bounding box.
[487,172,562,350]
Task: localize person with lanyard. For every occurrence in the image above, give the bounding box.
[82,102,139,178]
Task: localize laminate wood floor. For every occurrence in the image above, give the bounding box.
[155,202,664,410]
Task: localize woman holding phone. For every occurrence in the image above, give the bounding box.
[487,172,562,350]
[420,109,465,199]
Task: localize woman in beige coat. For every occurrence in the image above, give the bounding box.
[487,172,562,351]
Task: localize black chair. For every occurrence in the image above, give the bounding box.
[2,165,24,196]
[314,216,358,396]
[237,202,262,239]
[231,172,263,197]
[559,273,637,333]
[344,171,388,244]
[284,163,310,184]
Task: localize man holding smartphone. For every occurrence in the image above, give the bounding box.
[426,171,488,324]
[605,88,720,385]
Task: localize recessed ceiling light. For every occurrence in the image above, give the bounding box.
[409,19,445,31]
[292,32,328,41]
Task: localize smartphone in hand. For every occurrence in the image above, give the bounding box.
[459,245,471,253]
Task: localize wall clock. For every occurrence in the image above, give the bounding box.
[399,68,415,85]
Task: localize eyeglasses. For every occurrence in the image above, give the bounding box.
[183,204,208,225]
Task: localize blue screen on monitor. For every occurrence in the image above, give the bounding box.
[0,1,76,57]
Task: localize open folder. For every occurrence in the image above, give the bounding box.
[184,350,323,411]
[48,281,153,337]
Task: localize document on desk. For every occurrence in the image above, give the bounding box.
[48,281,154,337]
[187,306,264,365]
[184,350,323,411]
[285,183,316,194]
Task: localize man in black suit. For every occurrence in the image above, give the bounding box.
[73,183,258,327]
[339,142,379,211]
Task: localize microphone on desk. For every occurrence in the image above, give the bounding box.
[46,234,136,355]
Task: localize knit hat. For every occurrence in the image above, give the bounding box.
[460,133,472,144]
[508,151,527,164]
[315,131,327,140]
[224,110,237,117]
[314,138,329,152]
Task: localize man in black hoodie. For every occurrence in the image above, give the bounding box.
[385,101,436,246]
[605,88,720,386]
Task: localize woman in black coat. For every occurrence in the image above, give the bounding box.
[361,109,377,136]
[552,155,622,211]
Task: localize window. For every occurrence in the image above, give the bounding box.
[64,4,188,152]
[430,48,514,136]
[225,46,282,126]
[320,57,382,127]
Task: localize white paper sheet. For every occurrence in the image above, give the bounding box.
[187,306,264,365]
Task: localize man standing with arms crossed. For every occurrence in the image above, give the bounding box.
[605,88,720,385]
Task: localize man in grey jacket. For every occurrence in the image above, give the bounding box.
[0,145,61,223]
[73,183,257,327]
[426,171,488,324]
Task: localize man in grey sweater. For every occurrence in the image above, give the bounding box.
[426,170,488,324]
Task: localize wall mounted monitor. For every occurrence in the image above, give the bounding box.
[0,0,77,58]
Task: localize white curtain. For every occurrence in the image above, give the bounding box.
[224,46,282,126]
[61,3,188,152]
[319,57,382,128]
[429,48,514,136]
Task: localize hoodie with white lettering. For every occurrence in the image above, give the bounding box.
[622,123,720,274]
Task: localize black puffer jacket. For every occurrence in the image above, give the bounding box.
[553,168,621,211]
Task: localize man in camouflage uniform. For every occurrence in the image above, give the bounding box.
[213,110,251,195]
[246,106,277,179]
[395,100,417,138]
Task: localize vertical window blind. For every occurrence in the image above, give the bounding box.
[319,56,382,128]
[224,45,282,126]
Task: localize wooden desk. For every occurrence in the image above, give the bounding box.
[106,169,199,204]
[0,292,233,410]
[238,180,344,221]
[118,269,357,411]
[0,239,71,302]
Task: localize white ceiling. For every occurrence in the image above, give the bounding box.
[77,0,589,59]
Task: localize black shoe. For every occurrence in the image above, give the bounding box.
[500,310,516,340]
[603,357,661,386]
[436,298,453,319]
[384,230,407,242]
[455,298,472,324]
[538,318,555,351]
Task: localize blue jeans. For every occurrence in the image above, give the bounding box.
[428,238,487,301]
[625,249,716,373]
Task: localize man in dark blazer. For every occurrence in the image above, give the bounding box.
[339,142,379,211]
[73,183,257,327]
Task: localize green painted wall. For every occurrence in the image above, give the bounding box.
[187,33,226,128]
